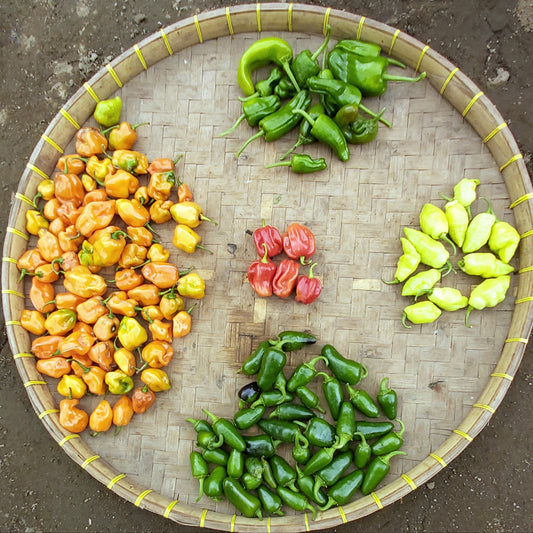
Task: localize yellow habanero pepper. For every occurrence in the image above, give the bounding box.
[147,170,176,201]
[44,309,78,336]
[159,291,185,320]
[149,319,173,343]
[114,347,137,377]
[142,341,174,368]
[88,227,127,267]
[170,201,217,229]
[20,309,47,336]
[26,210,49,235]
[57,374,87,399]
[172,224,211,254]
[140,368,171,392]
[85,155,115,183]
[147,243,170,263]
[177,272,206,299]
[149,200,173,224]
[89,399,113,433]
[36,179,55,201]
[118,243,148,269]
[105,169,139,199]
[63,265,107,299]
[81,173,97,192]
[116,198,150,227]
[117,316,148,351]
[106,291,138,318]
[112,149,149,174]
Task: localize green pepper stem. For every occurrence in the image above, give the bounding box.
[238,92,259,102]
[387,57,407,68]
[292,108,315,127]
[311,25,331,61]
[196,244,214,254]
[236,129,265,158]
[401,312,412,329]
[219,113,246,137]
[464,305,474,328]
[281,61,301,93]
[395,418,405,438]
[383,71,427,83]
[265,160,291,169]
[358,103,392,127]
[279,140,301,161]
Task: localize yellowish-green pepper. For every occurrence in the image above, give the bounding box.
[442,198,470,248]
[453,178,480,216]
[117,316,148,351]
[401,268,442,297]
[402,301,442,328]
[419,203,456,253]
[488,220,520,264]
[93,96,122,127]
[105,370,134,395]
[465,275,511,328]
[458,252,514,278]
[462,201,496,253]
[425,287,469,312]
[384,237,420,284]
[404,227,450,270]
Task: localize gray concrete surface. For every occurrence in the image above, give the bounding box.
[1,1,532,532]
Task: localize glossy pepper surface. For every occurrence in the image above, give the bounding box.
[425,287,469,312]
[385,237,421,284]
[313,450,353,500]
[89,399,113,433]
[57,374,87,399]
[170,201,216,229]
[353,431,372,469]
[131,385,157,414]
[443,198,470,248]
[454,178,480,213]
[203,465,226,501]
[203,409,246,452]
[63,266,107,298]
[75,127,108,157]
[402,301,442,327]
[334,103,383,144]
[239,340,270,375]
[172,224,208,254]
[253,221,283,258]
[321,344,368,385]
[117,316,148,351]
[300,416,337,448]
[272,259,300,298]
[465,275,511,327]
[190,451,209,502]
[36,357,71,378]
[223,478,263,519]
[105,370,134,395]
[257,345,287,391]
[419,202,457,252]
[488,220,520,264]
[140,368,171,392]
[243,434,279,458]
[177,272,205,299]
[282,223,316,264]
[377,377,398,420]
[404,227,450,269]
[346,384,379,418]
[94,96,121,127]
[372,419,405,455]
[401,268,442,297]
[233,405,265,430]
[44,309,77,336]
[458,252,514,278]
[287,355,328,392]
[462,202,497,253]
[112,395,134,428]
[269,402,315,421]
[277,486,317,520]
[317,372,344,420]
[361,450,406,495]
[248,243,277,297]
[59,398,89,433]
[265,153,327,174]
[295,263,323,303]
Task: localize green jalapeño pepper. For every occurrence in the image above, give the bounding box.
[258,418,309,445]
[257,485,284,516]
[237,36,300,97]
[296,386,325,414]
[244,434,279,458]
[377,377,398,420]
[242,473,262,491]
[281,102,324,160]
[346,385,380,418]
[453,178,480,216]
[227,448,245,479]
[236,90,312,157]
[240,66,283,101]
[196,430,221,450]
[321,344,368,385]
[287,355,328,392]
[424,287,469,312]
[404,227,451,270]
[297,417,338,448]
[220,94,281,137]
[292,431,312,465]
[462,199,497,253]
[268,402,315,421]
[361,450,406,495]
[233,404,265,430]
[239,340,271,375]
[302,446,336,476]
[318,469,364,511]
[419,202,457,253]
[93,96,122,127]
[270,454,299,492]
[260,457,278,489]
[312,450,353,501]
[441,197,470,249]
[277,486,317,520]
[204,465,226,501]
[402,301,442,328]
[384,237,421,284]
[202,447,229,467]
[296,466,328,506]
[488,219,520,264]
[190,451,209,502]
[354,420,395,440]
[251,390,293,408]
[265,153,327,174]
[334,103,385,144]
[353,431,372,469]
[372,419,405,455]
[222,477,263,519]
[465,275,511,328]
[458,252,514,278]
[274,76,297,99]
[202,409,246,452]
[186,417,213,435]
[291,25,331,88]
[332,401,357,450]
[270,330,317,352]
[401,268,443,298]
[316,372,344,421]
[257,346,287,391]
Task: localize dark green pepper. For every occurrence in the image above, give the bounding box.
[292,432,312,465]
[321,344,368,385]
[240,66,283,101]
[186,417,212,435]
[270,330,317,352]
[239,340,270,375]
[316,68,338,116]
[203,409,246,452]
[244,434,279,458]
[319,469,364,511]
[312,450,353,501]
[257,346,287,391]
[222,477,263,519]
[189,451,209,502]
[277,486,317,520]
[291,25,331,88]
[203,465,226,501]
[346,384,380,418]
[332,401,356,450]
[251,390,293,408]
[281,102,325,160]
[372,419,405,456]
[242,472,262,491]
[260,457,278,489]
[298,416,338,448]
[268,402,315,421]
[202,447,229,467]
[296,386,325,414]
[287,355,328,392]
[269,454,299,492]
[316,372,344,421]
[227,448,244,479]
[334,103,384,144]
[245,456,263,479]
[258,418,308,445]
[296,465,328,506]
[237,381,262,405]
[377,377,398,420]
[353,431,372,469]
[354,421,395,441]
[197,430,222,450]
[273,370,288,399]
[361,450,406,495]
[265,153,327,174]
[302,446,336,476]
[257,484,284,516]
[233,404,265,430]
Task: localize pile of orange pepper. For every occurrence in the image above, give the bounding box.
[18,97,211,435]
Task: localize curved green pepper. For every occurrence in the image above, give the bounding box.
[270,330,317,352]
[441,197,470,248]
[233,404,265,430]
[287,355,328,392]
[291,25,331,88]
[321,344,368,385]
[281,102,325,160]
[260,457,278,489]
[274,76,297,99]
[316,372,344,421]
[270,454,299,492]
[319,469,364,511]
[296,385,325,413]
[296,465,328,506]
[258,418,308,445]
[401,268,443,298]
[190,451,209,502]
[257,485,284,516]
[269,402,315,421]
[372,419,405,456]
[196,430,221,450]
[265,153,327,174]
[203,409,246,452]
[239,340,270,375]
[257,346,287,391]
[251,390,293,408]
[292,432,312,465]
[222,477,263,519]
[346,385,380,418]
[302,446,336,476]
[186,417,212,435]
[361,450,406,495]
[332,401,356,450]
[240,66,283,101]
[354,420,395,440]
[277,486,317,520]
[377,377,398,420]
[204,465,226,501]
[312,450,353,502]
[334,103,384,144]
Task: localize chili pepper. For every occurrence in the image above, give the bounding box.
[131,385,156,415]
[90,228,128,267]
[172,224,210,254]
[292,432,312,465]
[401,268,443,297]
[252,221,283,259]
[188,451,209,502]
[333,103,383,144]
[302,446,336,477]
[237,36,300,97]
[453,178,480,215]
[202,409,246,452]
[117,317,148,350]
[203,448,229,468]
[17,248,47,275]
[75,127,108,157]
[331,401,357,451]
[112,395,134,429]
[149,318,172,343]
[282,223,316,264]
[286,355,327,392]
[333,38,390,58]
[111,149,148,175]
[233,405,265,430]
[312,450,353,501]
[462,200,497,253]
[148,199,172,224]
[268,402,315,421]
[89,399,113,435]
[270,330,317,353]
[277,486,317,520]
[93,95,121,126]
[56,154,86,175]
[140,368,171,392]
[241,66,284,101]
[238,381,262,405]
[307,75,391,126]
[114,198,149,228]
[59,398,89,433]
[244,434,279,458]
[241,473,261,492]
[220,94,282,137]
[257,485,284,516]
[488,219,520,264]
[291,26,331,88]
[126,225,153,249]
[384,237,421,285]
[423,286,469,312]
[402,301,442,328]
[147,171,175,201]
[321,344,368,385]
[187,417,213,436]
[60,331,97,360]
[248,243,277,297]
[465,275,511,327]
[315,67,339,116]
[114,268,143,292]
[295,263,323,304]
[257,345,287,391]
[239,341,270,375]
[353,431,372,469]
[376,377,398,420]
[404,227,451,270]
[372,419,405,455]
[328,46,426,97]
[20,309,47,336]
[354,420,395,440]
[169,201,217,229]
[316,372,344,421]
[251,390,293,408]
[298,416,337,448]
[75,296,105,324]
[105,370,134,395]
[441,197,470,249]
[260,457,278,489]
[26,209,49,235]
[75,200,116,237]
[197,430,220,450]
[37,229,62,263]
[295,466,328,506]
[226,448,245,480]
[458,252,514,278]
[63,266,107,298]
[281,102,325,160]
[36,357,71,379]
[272,258,300,298]
[203,465,226,502]
[106,291,138,318]
[319,469,364,511]
[57,374,87,399]
[361,450,406,495]
[245,456,263,479]
[269,454,299,492]
[236,90,312,157]
[81,173,97,192]
[42,309,76,336]
[419,203,457,253]
[108,121,148,150]
[31,335,63,359]
[85,156,115,184]
[176,272,205,300]
[274,76,297,99]
[266,153,327,174]
[142,341,173,368]
[53,172,85,207]
[104,169,139,199]
[223,478,263,519]
[296,386,325,414]
[139,262,179,290]
[113,347,136,376]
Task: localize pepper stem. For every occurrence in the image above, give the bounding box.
[465,305,474,328]
[311,24,331,61]
[358,103,392,127]
[236,129,265,158]
[401,312,412,329]
[219,113,246,137]
[202,408,219,425]
[292,108,315,127]
[394,418,405,438]
[265,160,291,169]
[281,61,301,93]
[383,71,427,83]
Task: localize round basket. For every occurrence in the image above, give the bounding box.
[3,3,533,532]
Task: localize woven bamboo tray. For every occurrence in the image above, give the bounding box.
[3,3,533,531]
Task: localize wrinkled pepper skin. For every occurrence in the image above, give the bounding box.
[272,259,300,298]
[488,220,520,263]
[253,221,283,258]
[465,275,511,327]
[59,399,89,433]
[248,244,277,297]
[458,252,514,278]
[295,263,323,304]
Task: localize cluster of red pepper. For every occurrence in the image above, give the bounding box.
[17,96,209,436]
[247,222,322,304]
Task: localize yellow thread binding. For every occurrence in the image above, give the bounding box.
[83,82,100,103]
[388,29,400,55]
[6,227,29,241]
[81,455,100,469]
[440,67,459,95]
[357,16,366,39]
[509,192,533,208]
[107,473,126,489]
[26,163,50,181]
[256,3,261,32]
[304,512,310,531]
[106,64,123,88]
[226,7,234,35]
[323,7,331,35]
[194,15,203,43]
[58,434,79,447]
[266,516,271,533]
[24,380,47,387]
[518,265,533,274]
[402,474,417,490]
[371,491,383,509]
[491,372,513,381]
[6,320,21,326]
[134,44,148,70]
[13,353,34,359]
[163,499,179,518]
[15,192,36,207]
[416,45,429,72]
[520,230,533,239]
[483,122,507,143]
[41,134,64,153]
[453,429,473,442]
[3,257,18,264]
[199,508,208,527]
[515,296,533,304]
[288,3,293,31]
[230,514,236,532]
[473,403,495,414]
[135,489,153,507]
[3,288,25,297]
[38,409,59,419]
[160,28,173,55]
[462,91,483,117]
[338,505,347,523]
[430,453,447,467]
[500,153,523,172]
[59,108,81,129]
[505,337,528,344]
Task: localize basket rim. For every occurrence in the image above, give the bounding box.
[3,3,533,531]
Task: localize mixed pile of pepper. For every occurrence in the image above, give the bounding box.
[222,31,425,171]
[386,178,519,327]
[17,96,213,434]
[188,331,404,519]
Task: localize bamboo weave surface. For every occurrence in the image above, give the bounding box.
[3,4,533,532]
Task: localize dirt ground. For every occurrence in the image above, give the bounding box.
[1,1,532,532]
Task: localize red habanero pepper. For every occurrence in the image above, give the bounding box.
[248,244,277,297]
[253,220,283,258]
[282,223,316,264]
[295,263,322,304]
[273,259,300,298]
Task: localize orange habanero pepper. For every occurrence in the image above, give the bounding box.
[112,149,149,175]
[115,268,144,292]
[29,277,55,313]
[172,307,194,338]
[83,189,108,205]
[31,335,64,359]
[139,305,164,323]
[60,251,82,272]
[108,121,147,151]
[82,366,108,395]
[126,226,153,247]
[76,296,106,324]
[85,155,115,183]
[132,385,156,414]
[88,341,117,372]
[118,244,148,269]
[55,200,82,227]
[53,173,85,207]
[63,265,107,299]
[177,183,193,203]
[149,319,173,343]
[55,292,87,311]
[147,243,170,263]
[112,395,134,428]
[116,198,150,227]
[37,228,62,263]
[89,399,113,433]
[147,157,175,175]
[106,291,138,317]
[36,357,71,379]
[43,198,60,222]
[128,284,160,307]
[57,374,87,398]
[59,330,97,358]
[147,170,175,201]
[114,347,137,377]
[47,217,65,236]
[93,314,120,342]
[59,399,89,433]
[33,263,60,283]
[20,309,47,336]
[44,309,77,336]
[56,154,86,175]
[75,127,108,157]
[159,292,185,320]
[142,341,174,368]
[149,200,173,224]
[75,200,116,237]
[17,248,47,275]
[105,169,139,199]
[141,262,180,289]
